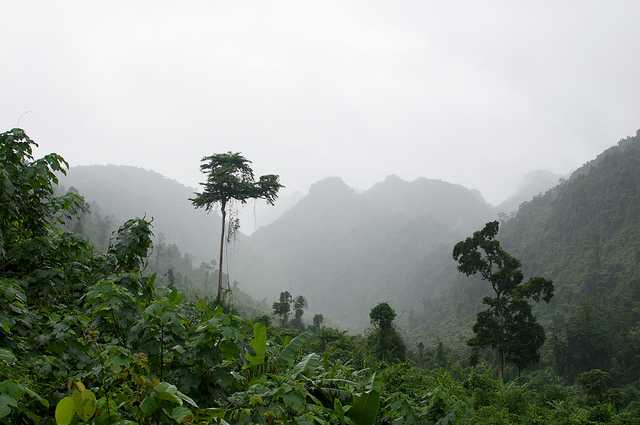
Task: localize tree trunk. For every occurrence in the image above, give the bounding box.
[498,348,504,381]
[217,203,226,305]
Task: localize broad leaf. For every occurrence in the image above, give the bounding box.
[245,322,267,367]
[73,389,97,421]
[55,396,75,425]
[347,390,380,425]
[276,332,310,368]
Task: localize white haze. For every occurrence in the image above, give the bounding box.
[2,0,639,211]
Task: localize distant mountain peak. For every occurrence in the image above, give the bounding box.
[383,174,405,183]
[497,169,562,214]
[308,177,353,195]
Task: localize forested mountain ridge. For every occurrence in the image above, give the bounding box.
[235,175,497,329]
[413,130,640,384]
[501,131,640,302]
[498,131,640,381]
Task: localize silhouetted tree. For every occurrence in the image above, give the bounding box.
[453,221,554,379]
[191,152,283,305]
[435,341,447,368]
[290,295,307,330]
[166,267,176,289]
[367,302,406,362]
[272,291,293,327]
[312,314,324,329]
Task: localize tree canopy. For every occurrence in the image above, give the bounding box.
[191,152,283,304]
[453,221,554,378]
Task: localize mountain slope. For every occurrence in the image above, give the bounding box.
[500,132,640,301]
[235,175,496,329]
[60,165,228,262]
[413,130,640,382]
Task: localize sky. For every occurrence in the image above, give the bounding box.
[2,1,639,204]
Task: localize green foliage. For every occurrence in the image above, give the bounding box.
[0,128,85,268]
[290,295,308,330]
[2,128,640,424]
[272,291,292,327]
[498,131,640,384]
[348,390,380,425]
[369,303,396,329]
[54,382,97,425]
[312,314,324,329]
[368,303,406,363]
[577,369,611,402]
[191,152,283,212]
[245,322,267,368]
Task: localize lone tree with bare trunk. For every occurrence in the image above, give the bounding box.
[191,152,282,305]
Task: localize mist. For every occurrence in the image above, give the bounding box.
[2,1,639,206]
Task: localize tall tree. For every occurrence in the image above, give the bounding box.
[368,302,406,362]
[312,314,324,329]
[191,152,283,305]
[453,221,554,379]
[272,291,293,327]
[290,295,307,330]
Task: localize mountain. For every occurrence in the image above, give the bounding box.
[500,131,640,381]
[60,165,229,263]
[414,130,640,383]
[500,132,640,302]
[237,188,304,234]
[235,175,496,329]
[497,170,562,214]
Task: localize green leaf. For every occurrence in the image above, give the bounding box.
[0,349,16,365]
[73,389,97,421]
[23,386,49,408]
[0,380,23,399]
[276,332,310,368]
[154,382,181,404]
[170,406,193,423]
[347,390,380,425]
[140,395,159,416]
[295,416,315,425]
[176,390,198,408]
[0,394,17,419]
[291,353,321,378]
[55,396,76,425]
[334,397,345,419]
[245,322,267,367]
[282,390,306,414]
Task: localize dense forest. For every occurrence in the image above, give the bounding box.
[3,127,640,424]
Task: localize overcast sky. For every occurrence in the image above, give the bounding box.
[2,1,639,203]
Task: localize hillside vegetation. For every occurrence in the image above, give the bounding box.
[3,128,640,424]
[406,131,640,386]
